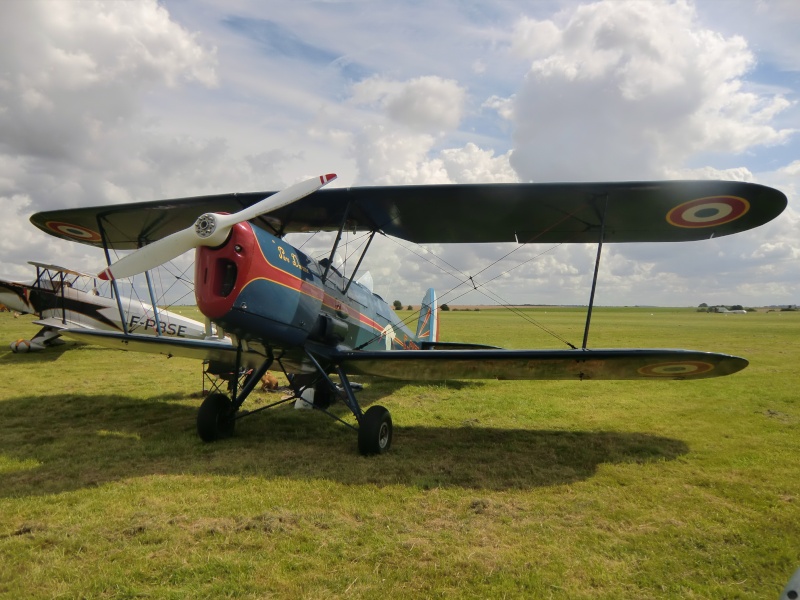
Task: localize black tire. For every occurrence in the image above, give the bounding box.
[358,405,392,456]
[197,393,235,442]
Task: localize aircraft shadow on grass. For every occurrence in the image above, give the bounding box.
[0,392,689,497]
[0,343,79,363]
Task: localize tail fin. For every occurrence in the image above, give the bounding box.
[415,288,439,343]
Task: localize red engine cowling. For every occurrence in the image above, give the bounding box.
[194,222,256,320]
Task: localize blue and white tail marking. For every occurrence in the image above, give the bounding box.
[415,288,438,343]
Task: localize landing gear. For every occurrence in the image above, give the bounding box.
[197,392,236,442]
[196,348,396,455]
[358,405,393,456]
[301,353,396,456]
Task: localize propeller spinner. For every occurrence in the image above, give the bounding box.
[98,174,337,280]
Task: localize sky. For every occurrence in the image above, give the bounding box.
[1,0,799,309]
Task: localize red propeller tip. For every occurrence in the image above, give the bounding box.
[322,173,337,183]
[98,268,113,281]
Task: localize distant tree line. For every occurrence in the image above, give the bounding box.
[392,300,452,311]
[697,303,754,313]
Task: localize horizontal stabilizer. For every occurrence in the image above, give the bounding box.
[334,348,747,380]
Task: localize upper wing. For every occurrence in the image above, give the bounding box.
[333,347,748,380]
[30,180,786,248]
[27,261,94,278]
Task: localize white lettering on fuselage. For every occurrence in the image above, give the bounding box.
[129,315,187,337]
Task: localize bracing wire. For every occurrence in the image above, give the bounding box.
[386,237,577,349]
[351,202,592,351]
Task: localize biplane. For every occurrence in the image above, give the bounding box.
[1,262,225,352]
[29,176,787,455]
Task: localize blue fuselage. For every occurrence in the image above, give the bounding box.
[194,223,418,362]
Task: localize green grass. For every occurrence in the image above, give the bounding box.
[1,307,799,598]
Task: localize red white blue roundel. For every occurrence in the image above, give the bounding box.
[45,220,102,243]
[667,196,750,228]
[637,361,714,377]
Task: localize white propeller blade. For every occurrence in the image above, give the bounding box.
[99,173,337,280]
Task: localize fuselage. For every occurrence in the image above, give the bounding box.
[194,222,418,356]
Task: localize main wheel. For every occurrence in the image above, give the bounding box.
[197,393,235,442]
[358,405,392,456]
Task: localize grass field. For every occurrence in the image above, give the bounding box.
[1,307,798,598]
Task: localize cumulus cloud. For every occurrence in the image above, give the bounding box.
[507,0,795,182]
[663,166,755,182]
[351,75,466,132]
[482,95,515,121]
[350,125,450,185]
[0,0,223,276]
[782,160,800,176]
[0,1,217,166]
[347,76,515,186]
[349,129,517,186]
[0,0,797,308]
[439,144,517,183]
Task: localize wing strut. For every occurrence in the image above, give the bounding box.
[144,270,162,337]
[58,268,66,325]
[322,200,352,284]
[582,194,608,349]
[97,216,128,334]
[343,230,377,295]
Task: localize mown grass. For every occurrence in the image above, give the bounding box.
[1,307,798,598]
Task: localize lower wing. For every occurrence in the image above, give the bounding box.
[60,329,266,370]
[61,330,747,381]
[333,348,747,380]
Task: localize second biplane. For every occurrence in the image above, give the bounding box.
[1,262,224,352]
[29,176,787,454]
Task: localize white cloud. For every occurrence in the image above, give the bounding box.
[347,76,513,186]
[351,75,466,132]
[695,0,800,75]
[0,0,797,308]
[350,124,449,185]
[663,166,755,182]
[782,160,800,176]
[482,95,515,121]
[439,143,517,183]
[507,0,795,182]
[0,0,220,222]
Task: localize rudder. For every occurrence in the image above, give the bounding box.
[415,288,438,343]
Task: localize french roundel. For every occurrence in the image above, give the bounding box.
[666,196,750,229]
[44,221,102,243]
[637,361,715,377]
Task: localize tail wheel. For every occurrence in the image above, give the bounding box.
[358,405,392,456]
[197,393,235,442]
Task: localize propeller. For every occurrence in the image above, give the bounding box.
[99,173,337,280]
